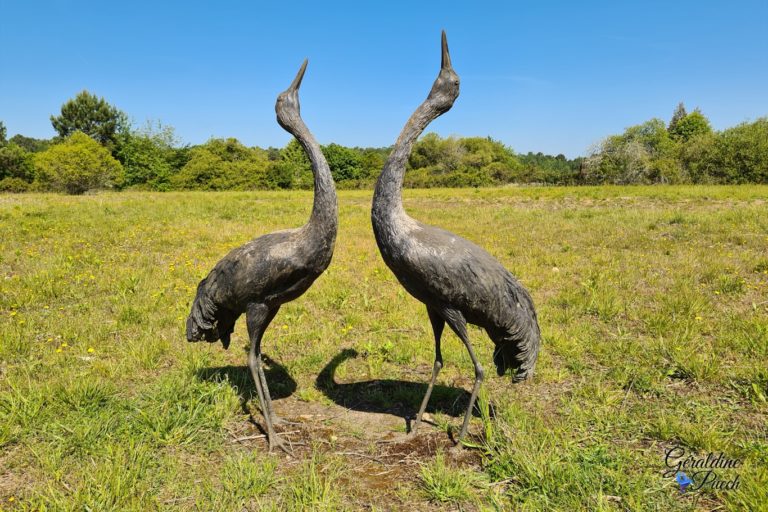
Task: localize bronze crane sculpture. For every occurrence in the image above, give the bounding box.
[186,60,337,452]
[371,32,541,443]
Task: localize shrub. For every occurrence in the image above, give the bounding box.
[0,177,31,193]
[170,138,270,190]
[33,132,123,194]
[0,143,35,182]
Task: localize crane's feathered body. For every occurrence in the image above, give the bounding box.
[374,218,539,379]
[187,226,334,349]
[371,32,540,442]
[185,60,336,452]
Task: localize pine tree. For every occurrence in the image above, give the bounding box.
[668,102,687,132]
[50,90,128,153]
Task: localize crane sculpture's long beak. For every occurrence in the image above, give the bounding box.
[288,59,308,92]
[441,30,452,70]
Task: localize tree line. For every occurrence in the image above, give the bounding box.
[1,91,765,194]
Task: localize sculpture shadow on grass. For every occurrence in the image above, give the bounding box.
[317,348,487,431]
[196,355,297,415]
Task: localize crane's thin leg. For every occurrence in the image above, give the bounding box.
[246,303,290,454]
[442,308,484,443]
[256,354,295,426]
[409,306,445,436]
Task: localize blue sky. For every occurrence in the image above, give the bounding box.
[1,1,766,157]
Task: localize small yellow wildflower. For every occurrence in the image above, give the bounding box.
[695,316,702,321]
[10,311,17,316]
[47,337,54,342]
[282,324,288,330]
[61,342,68,348]
[87,347,95,353]
[56,348,63,353]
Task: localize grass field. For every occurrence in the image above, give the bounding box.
[1,186,767,511]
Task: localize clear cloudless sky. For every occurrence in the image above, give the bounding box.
[1,0,766,157]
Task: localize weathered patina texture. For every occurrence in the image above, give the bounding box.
[371,32,541,442]
[186,61,337,452]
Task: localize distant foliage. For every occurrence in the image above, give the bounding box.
[585,104,768,184]
[0,143,35,183]
[669,109,712,142]
[668,102,687,132]
[8,134,52,153]
[323,143,365,182]
[33,132,124,194]
[405,134,524,187]
[50,90,128,153]
[0,177,30,193]
[170,138,270,190]
[707,118,768,183]
[517,152,584,185]
[3,93,766,194]
[584,119,679,184]
[117,122,188,190]
[274,139,312,189]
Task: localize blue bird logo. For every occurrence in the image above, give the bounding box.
[675,471,693,492]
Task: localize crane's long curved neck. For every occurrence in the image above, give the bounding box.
[289,120,337,238]
[373,102,440,220]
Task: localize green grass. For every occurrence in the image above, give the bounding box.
[1,185,767,510]
[418,450,481,504]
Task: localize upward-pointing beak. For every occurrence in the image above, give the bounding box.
[289,59,308,92]
[441,30,452,70]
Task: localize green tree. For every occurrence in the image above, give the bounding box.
[276,139,313,189]
[34,132,123,194]
[322,143,364,182]
[709,118,768,183]
[584,119,680,184]
[50,90,128,152]
[117,122,184,190]
[407,134,525,187]
[409,133,464,173]
[0,144,35,182]
[0,143,36,192]
[517,152,583,184]
[668,102,687,132]
[170,138,270,190]
[669,109,712,142]
[0,121,6,146]
[359,148,387,179]
[679,133,718,183]
[8,134,51,153]
[266,161,295,189]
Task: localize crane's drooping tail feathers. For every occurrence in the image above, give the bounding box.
[491,278,541,380]
[186,278,234,349]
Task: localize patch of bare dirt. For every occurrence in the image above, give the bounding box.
[226,397,485,510]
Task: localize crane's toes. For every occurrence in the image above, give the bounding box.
[271,414,300,427]
[268,434,294,456]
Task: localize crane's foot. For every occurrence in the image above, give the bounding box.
[406,425,422,440]
[268,433,294,455]
[271,414,300,427]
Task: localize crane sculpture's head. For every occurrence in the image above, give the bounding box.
[276,59,308,133]
[426,31,460,115]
